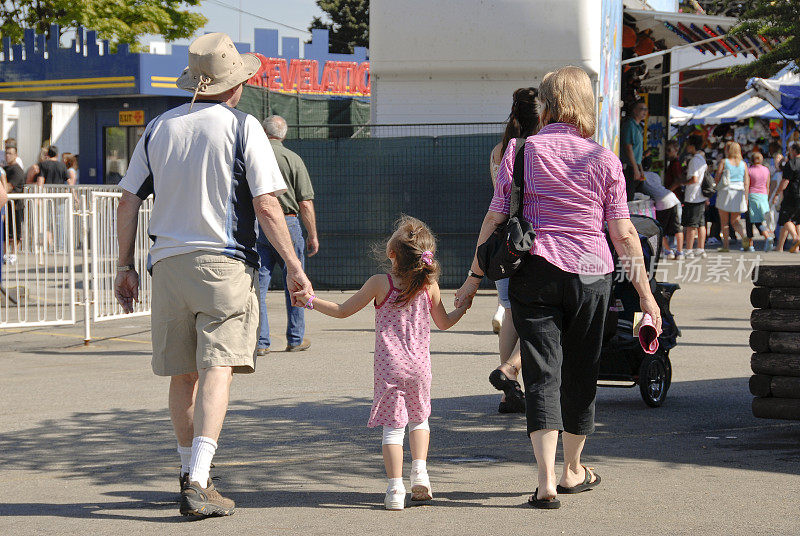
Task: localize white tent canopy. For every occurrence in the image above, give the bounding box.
[670,66,799,126]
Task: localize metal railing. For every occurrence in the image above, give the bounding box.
[0,193,76,327]
[89,192,153,324]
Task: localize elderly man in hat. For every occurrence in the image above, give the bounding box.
[114,32,313,518]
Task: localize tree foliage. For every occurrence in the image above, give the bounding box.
[686,1,799,78]
[309,0,368,54]
[0,0,207,52]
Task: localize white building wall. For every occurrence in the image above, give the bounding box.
[370,0,603,125]
[51,103,79,156]
[0,100,42,169]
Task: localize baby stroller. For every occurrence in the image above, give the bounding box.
[598,215,681,407]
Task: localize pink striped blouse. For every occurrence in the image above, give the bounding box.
[489,123,630,275]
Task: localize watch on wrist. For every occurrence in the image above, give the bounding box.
[117,264,136,272]
[467,269,483,280]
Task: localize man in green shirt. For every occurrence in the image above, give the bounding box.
[256,115,319,354]
[621,100,647,201]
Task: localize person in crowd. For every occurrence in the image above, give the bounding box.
[621,100,648,201]
[255,115,318,355]
[455,66,661,509]
[641,157,683,259]
[664,140,684,198]
[714,141,750,253]
[36,146,71,186]
[25,147,48,184]
[113,32,313,518]
[776,143,800,253]
[1,138,23,168]
[747,152,774,252]
[768,141,784,248]
[294,216,470,511]
[683,135,709,258]
[4,146,25,250]
[62,152,78,184]
[487,87,537,414]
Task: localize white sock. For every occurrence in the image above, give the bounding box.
[177,444,192,475]
[411,459,427,474]
[189,436,217,487]
[387,477,404,491]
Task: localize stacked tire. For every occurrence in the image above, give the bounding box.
[750,265,800,420]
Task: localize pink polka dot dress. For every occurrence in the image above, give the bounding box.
[367,274,432,429]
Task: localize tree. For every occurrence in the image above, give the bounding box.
[0,0,207,52]
[688,1,800,78]
[309,0,368,54]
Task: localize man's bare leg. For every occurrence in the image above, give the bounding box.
[188,366,233,487]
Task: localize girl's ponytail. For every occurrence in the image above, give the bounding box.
[387,216,440,306]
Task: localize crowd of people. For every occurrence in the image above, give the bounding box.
[621,105,800,258]
[0,138,78,254]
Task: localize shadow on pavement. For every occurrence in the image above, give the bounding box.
[1,376,799,521]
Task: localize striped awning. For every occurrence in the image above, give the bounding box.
[625,9,786,59]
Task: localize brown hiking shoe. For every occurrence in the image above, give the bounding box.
[180,479,235,517]
[286,339,311,352]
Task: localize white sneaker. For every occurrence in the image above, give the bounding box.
[695,249,707,258]
[384,487,406,510]
[685,250,695,259]
[410,470,433,501]
[492,305,504,334]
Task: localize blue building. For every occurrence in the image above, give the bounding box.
[0,25,368,184]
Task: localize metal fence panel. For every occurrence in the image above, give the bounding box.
[90,192,153,322]
[0,193,76,327]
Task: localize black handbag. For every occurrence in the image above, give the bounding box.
[477,138,536,281]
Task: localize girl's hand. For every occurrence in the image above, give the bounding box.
[293,290,311,308]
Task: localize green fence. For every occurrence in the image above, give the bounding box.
[271,123,506,289]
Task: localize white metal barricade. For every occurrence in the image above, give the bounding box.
[89,192,153,326]
[0,193,76,328]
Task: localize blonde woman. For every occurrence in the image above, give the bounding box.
[714,141,750,252]
[456,66,660,508]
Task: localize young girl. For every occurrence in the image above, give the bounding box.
[295,216,470,510]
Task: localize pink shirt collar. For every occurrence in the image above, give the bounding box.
[537,123,582,137]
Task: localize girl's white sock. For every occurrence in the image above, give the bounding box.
[411,459,427,474]
[189,436,217,487]
[177,444,192,475]
[387,477,405,491]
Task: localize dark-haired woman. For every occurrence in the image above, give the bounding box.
[487,87,539,414]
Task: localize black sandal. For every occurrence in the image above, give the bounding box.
[489,368,525,401]
[528,488,560,509]
[556,465,601,494]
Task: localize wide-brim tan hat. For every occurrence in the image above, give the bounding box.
[176,32,261,95]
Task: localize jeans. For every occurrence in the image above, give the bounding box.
[256,216,305,348]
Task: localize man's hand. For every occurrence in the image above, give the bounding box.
[293,290,313,308]
[634,166,644,181]
[307,236,319,257]
[114,270,140,314]
[640,295,662,334]
[454,277,480,309]
[285,267,313,307]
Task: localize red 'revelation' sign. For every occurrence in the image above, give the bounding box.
[247,54,370,97]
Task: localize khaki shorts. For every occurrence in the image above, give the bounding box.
[151,251,259,376]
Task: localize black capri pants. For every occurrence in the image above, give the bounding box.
[509,255,611,436]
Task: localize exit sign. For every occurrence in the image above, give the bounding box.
[119,110,145,126]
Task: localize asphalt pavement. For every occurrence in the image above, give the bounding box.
[1,251,799,535]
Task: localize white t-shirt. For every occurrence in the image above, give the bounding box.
[119,103,286,269]
[684,152,708,204]
[641,171,679,210]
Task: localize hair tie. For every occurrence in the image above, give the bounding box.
[421,250,433,265]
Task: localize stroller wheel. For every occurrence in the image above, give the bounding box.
[638,354,671,407]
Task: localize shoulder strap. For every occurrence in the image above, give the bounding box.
[508,137,527,219]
